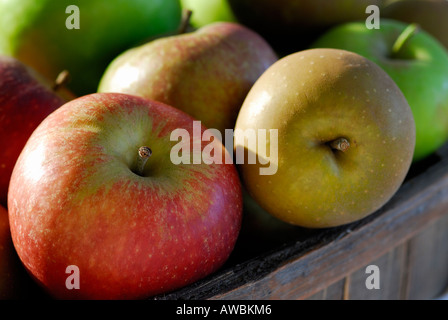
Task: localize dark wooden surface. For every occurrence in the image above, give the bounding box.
[154,144,448,300]
[307,214,448,300]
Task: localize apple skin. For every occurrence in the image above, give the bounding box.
[7,93,242,299]
[235,49,415,228]
[311,19,448,162]
[98,22,278,136]
[383,0,448,50]
[0,0,182,96]
[227,0,385,54]
[180,0,236,28]
[0,55,72,207]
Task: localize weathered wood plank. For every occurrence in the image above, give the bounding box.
[345,244,407,300]
[405,214,448,299]
[306,215,448,301]
[306,278,346,300]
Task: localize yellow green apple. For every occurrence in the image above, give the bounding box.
[235,49,415,228]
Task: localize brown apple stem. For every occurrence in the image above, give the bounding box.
[391,23,420,58]
[135,146,152,176]
[329,138,350,152]
[177,9,193,34]
[52,70,71,91]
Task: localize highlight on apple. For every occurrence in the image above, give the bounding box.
[170,120,278,176]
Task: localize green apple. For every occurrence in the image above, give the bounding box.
[311,19,448,162]
[98,22,278,136]
[383,0,448,50]
[0,0,182,96]
[228,0,385,54]
[235,48,415,228]
[180,0,236,28]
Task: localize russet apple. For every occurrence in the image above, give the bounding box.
[98,22,278,136]
[0,55,72,207]
[235,49,415,228]
[8,93,242,299]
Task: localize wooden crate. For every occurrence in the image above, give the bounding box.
[154,143,448,300]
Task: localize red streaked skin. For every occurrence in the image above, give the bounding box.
[8,93,242,299]
[0,55,71,207]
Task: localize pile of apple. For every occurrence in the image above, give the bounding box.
[1,0,448,300]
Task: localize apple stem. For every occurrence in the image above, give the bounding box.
[391,23,420,58]
[329,138,350,152]
[52,70,71,91]
[177,9,193,35]
[135,146,152,176]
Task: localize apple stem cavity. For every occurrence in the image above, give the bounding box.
[329,138,350,152]
[135,146,152,176]
[177,9,193,35]
[391,23,420,58]
[52,70,71,92]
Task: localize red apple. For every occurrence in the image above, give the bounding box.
[8,93,242,299]
[0,55,73,207]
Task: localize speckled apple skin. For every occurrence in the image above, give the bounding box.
[235,49,415,228]
[8,93,242,299]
